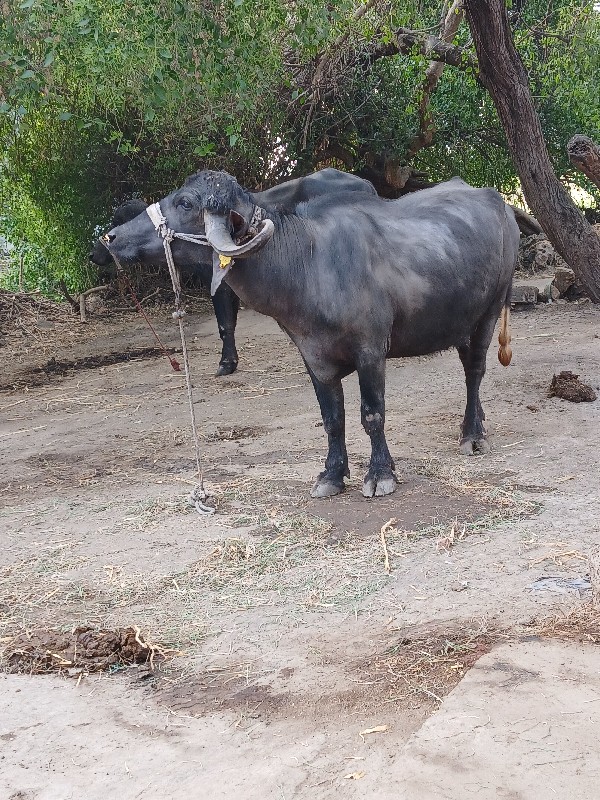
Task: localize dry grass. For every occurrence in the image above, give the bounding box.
[0,289,75,332]
[527,545,588,569]
[529,604,600,644]
[0,559,209,658]
[0,462,540,666]
[363,604,600,709]
[0,464,595,697]
[408,457,540,543]
[364,625,501,706]
[373,501,538,557]
[0,423,546,687]
[176,511,338,594]
[118,495,195,531]
[137,488,395,614]
[0,290,112,372]
[0,526,207,652]
[414,456,532,504]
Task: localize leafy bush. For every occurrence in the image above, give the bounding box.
[1,0,598,295]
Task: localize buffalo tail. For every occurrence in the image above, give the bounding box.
[497,302,512,366]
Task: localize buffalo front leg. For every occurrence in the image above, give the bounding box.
[307,368,349,498]
[458,312,497,455]
[212,282,240,376]
[358,358,397,497]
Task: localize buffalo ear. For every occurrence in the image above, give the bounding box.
[229,210,246,237]
[210,250,233,296]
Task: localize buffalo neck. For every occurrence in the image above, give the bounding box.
[223,210,318,329]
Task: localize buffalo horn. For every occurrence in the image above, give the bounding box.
[204,211,274,258]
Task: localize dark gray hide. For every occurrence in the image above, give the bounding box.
[106,169,518,498]
[90,199,148,270]
[95,170,376,377]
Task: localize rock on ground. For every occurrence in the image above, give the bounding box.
[518,233,568,275]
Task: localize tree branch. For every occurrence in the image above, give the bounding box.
[567,134,600,192]
[58,278,80,313]
[293,14,478,150]
[301,0,382,149]
[408,0,465,160]
[364,27,477,71]
[313,143,357,170]
[78,286,108,323]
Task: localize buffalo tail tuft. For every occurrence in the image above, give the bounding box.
[497,304,512,366]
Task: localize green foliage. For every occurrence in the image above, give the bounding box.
[1,0,294,291]
[301,0,600,194]
[1,0,599,294]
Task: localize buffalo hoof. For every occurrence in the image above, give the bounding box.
[460,437,491,455]
[216,361,238,377]
[362,469,397,498]
[310,473,345,498]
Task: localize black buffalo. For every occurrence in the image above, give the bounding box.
[90,198,240,376]
[105,169,518,498]
[91,170,376,376]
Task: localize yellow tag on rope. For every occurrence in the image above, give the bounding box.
[219,254,232,269]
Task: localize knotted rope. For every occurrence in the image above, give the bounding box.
[145,202,215,515]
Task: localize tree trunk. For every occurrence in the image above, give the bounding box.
[567,135,600,192]
[464,0,600,302]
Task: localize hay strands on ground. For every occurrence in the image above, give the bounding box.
[528,547,587,568]
[437,518,467,551]
[0,288,74,332]
[366,606,600,708]
[380,518,396,574]
[1,624,176,676]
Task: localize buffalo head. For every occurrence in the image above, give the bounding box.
[192,171,274,259]
[104,171,274,294]
[89,199,149,269]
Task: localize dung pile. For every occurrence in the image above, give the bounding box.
[548,371,597,403]
[2,625,167,675]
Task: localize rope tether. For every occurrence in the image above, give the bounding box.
[118,272,181,372]
[106,204,215,515]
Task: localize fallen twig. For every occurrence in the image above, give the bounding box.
[57,279,80,313]
[78,285,108,323]
[380,518,396,574]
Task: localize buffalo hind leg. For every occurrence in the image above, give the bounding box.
[458,311,498,455]
[212,283,239,376]
[308,368,349,498]
[358,358,397,497]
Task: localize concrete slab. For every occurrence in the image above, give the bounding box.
[390,639,600,799]
[513,275,554,292]
[1,640,599,799]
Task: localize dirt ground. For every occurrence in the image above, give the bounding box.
[1,292,599,798]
